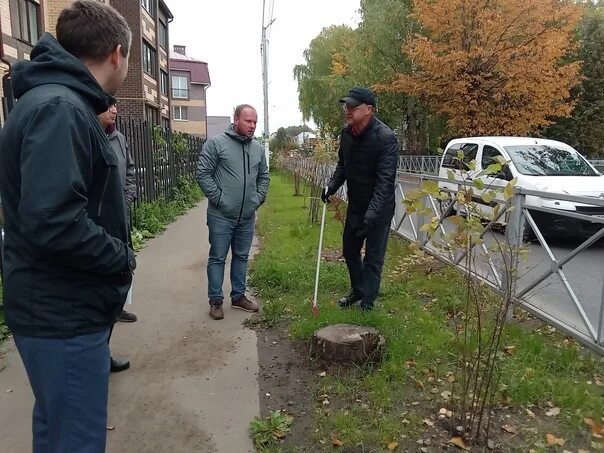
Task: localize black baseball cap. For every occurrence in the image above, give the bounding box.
[339,87,376,107]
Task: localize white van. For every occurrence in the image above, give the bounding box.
[437,137,604,238]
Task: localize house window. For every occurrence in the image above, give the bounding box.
[10,0,40,45]
[173,106,188,121]
[160,70,169,96]
[171,75,188,98]
[141,0,155,15]
[143,42,156,77]
[145,105,158,125]
[159,21,168,49]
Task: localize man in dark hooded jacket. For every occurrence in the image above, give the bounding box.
[0,2,133,451]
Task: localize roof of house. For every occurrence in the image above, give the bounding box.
[159,0,174,20]
[170,51,211,86]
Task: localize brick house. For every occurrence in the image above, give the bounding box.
[110,0,173,128]
[1,0,45,126]
[170,45,210,138]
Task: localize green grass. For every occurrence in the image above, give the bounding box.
[250,171,604,451]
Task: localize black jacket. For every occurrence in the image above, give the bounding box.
[328,116,399,226]
[0,33,135,339]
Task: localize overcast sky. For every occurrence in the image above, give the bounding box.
[168,0,360,132]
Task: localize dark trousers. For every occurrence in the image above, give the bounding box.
[342,214,391,308]
[14,330,111,453]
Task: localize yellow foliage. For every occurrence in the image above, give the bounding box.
[384,0,584,136]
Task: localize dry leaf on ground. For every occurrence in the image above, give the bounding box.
[545,407,561,417]
[546,433,565,446]
[449,437,469,450]
[502,424,517,434]
[331,435,343,447]
[387,441,399,450]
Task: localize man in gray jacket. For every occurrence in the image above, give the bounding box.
[98,102,137,372]
[197,104,270,320]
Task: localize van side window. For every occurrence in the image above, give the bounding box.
[442,143,478,170]
[482,145,504,175]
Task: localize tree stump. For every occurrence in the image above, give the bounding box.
[310,324,385,364]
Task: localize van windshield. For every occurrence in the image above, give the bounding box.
[504,145,598,176]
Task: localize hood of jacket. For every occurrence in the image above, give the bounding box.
[224,124,253,145]
[11,33,114,115]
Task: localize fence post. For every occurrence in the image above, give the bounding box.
[504,188,524,321]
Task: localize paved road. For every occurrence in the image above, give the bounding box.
[0,201,260,452]
[396,176,604,349]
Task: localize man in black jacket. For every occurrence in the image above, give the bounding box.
[322,87,399,311]
[0,2,134,451]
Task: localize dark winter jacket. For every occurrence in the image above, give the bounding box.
[0,33,135,339]
[328,116,399,227]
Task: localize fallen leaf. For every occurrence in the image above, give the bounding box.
[331,435,343,447]
[423,419,435,427]
[586,418,596,426]
[592,422,604,438]
[487,439,495,450]
[5,389,13,394]
[578,449,590,453]
[526,409,536,418]
[405,360,416,368]
[449,437,469,450]
[546,433,565,446]
[504,345,516,356]
[106,426,115,431]
[448,375,456,383]
[319,371,327,377]
[441,390,452,400]
[545,407,561,417]
[502,424,517,434]
[387,441,399,450]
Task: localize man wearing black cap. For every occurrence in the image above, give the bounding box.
[321,87,399,310]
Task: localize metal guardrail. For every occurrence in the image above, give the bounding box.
[283,158,604,354]
[398,155,440,174]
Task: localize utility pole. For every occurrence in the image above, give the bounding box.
[261,0,275,170]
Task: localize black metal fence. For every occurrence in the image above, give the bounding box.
[117,117,205,205]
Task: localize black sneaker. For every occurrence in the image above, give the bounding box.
[117,310,137,323]
[110,357,130,373]
[338,291,363,308]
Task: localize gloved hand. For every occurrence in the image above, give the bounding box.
[321,186,334,204]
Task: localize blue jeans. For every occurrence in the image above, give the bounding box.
[14,330,110,453]
[207,211,256,303]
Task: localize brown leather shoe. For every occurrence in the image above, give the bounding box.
[209,302,224,320]
[231,295,259,313]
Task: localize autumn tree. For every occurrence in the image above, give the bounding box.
[294,25,356,137]
[544,3,604,157]
[387,0,584,136]
[357,0,446,153]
